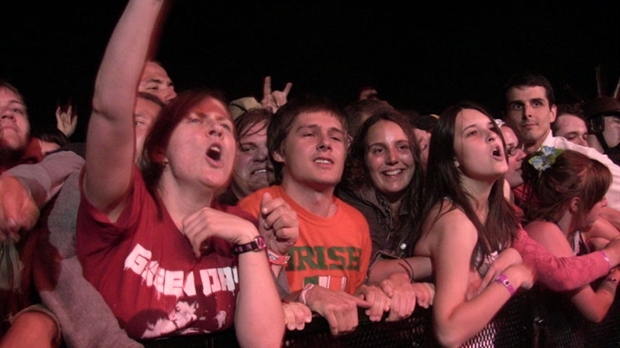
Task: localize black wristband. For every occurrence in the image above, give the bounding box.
[231,236,267,255]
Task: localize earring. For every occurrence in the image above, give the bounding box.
[454,159,460,168]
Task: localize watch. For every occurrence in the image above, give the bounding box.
[231,236,267,255]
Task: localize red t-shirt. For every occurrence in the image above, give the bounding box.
[77,166,256,339]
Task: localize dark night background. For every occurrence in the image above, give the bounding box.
[1,1,618,143]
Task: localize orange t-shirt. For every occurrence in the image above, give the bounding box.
[238,185,372,294]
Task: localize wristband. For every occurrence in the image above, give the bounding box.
[494,274,515,296]
[398,258,415,283]
[299,283,314,305]
[267,249,290,265]
[231,236,266,255]
[600,250,612,271]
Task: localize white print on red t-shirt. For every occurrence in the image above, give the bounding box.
[141,300,200,338]
[124,243,238,298]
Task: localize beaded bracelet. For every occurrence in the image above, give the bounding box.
[494,274,516,296]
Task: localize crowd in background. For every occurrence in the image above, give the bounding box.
[1,0,620,347]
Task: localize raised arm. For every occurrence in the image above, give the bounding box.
[84,0,165,220]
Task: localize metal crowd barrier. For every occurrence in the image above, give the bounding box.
[141,290,620,347]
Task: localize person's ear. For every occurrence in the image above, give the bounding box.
[454,158,461,168]
[569,196,580,215]
[272,148,285,164]
[549,104,557,123]
[151,147,168,166]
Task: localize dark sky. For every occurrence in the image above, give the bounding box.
[1,1,619,142]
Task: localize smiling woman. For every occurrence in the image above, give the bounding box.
[340,109,424,258]
[338,109,436,322]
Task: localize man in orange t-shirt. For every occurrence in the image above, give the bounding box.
[238,95,388,335]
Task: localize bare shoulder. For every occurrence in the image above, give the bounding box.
[523,220,565,245]
[426,202,473,234]
[583,217,620,241]
[416,202,477,255]
[523,220,559,237]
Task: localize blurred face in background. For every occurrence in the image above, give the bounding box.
[553,114,588,147]
[139,61,177,104]
[134,96,163,162]
[601,115,620,149]
[0,86,30,151]
[500,125,526,188]
[233,120,274,198]
[413,127,431,168]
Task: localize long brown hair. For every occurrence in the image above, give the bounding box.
[412,101,520,267]
[344,110,426,254]
[521,150,611,225]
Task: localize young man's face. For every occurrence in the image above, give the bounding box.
[234,120,274,197]
[274,111,347,191]
[553,114,588,147]
[505,86,556,151]
[139,62,177,104]
[0,87,30,151]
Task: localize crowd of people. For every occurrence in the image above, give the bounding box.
[1,0,620,347]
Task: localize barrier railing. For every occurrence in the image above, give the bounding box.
[141,290,620,347]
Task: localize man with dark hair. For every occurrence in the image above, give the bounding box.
[238,94,390,335]
[552,103,589,147]
[138,60,177,104]
[503,72,557,153]
[503,72,620,211]
[219,108,274,205]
